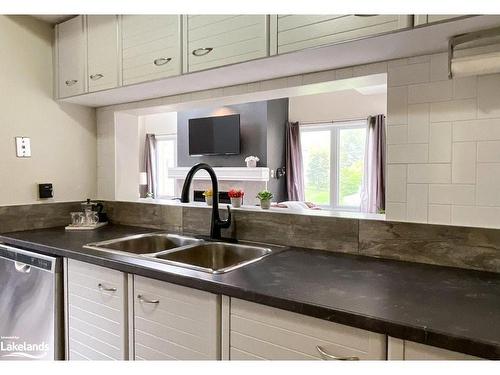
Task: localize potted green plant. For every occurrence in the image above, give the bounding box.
[228,189,244,208]
[203,189,213,206]
[256,190,273,209]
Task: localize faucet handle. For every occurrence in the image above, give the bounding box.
[220,205,232,228]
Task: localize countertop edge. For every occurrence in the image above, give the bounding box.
[0,233,497,360]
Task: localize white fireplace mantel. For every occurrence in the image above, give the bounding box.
[168,167,270,182]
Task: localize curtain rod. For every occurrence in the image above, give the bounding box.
[298,115,385,126]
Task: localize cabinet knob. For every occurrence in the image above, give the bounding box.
[192,47,213,57]
[90,73,104,80]
[65,79,78,86]
[316,345,359,360]
[98,283,117,292]
[137,294,160,304]
[154,57,172,66]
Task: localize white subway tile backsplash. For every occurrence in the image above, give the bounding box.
[352,62,387,77]
[453,119,500,142]
[408,103,429,143]
[453,76,477,99]
[387,165,407,202]
[429,123,452,162]
[428,184,475,205]
[408,80,452,104]
[407,184,428,222]
[477,74,500,119]
[388,62,430,87]
[430,99,476,123]
[452,142,476,184]
[476,163,500,206]
[452,205,500,228]
[430,53,448,81]
[385,202,407,221]
[477,141,500,162]
[428,204,451,225]
[387,125,408,144]
[387,144,428,164]
[302,71,336,85]
[407,164,451,184]
[387,86,408,125]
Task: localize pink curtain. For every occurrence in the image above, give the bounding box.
[286,121,305,201]
[360,115,386,213]
[144,134,157,198]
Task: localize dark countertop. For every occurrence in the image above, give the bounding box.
[1,224,499,359]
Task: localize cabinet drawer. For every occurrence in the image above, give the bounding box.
[87,15,120,92]
[56,16,86,98]
[133,276,220,360]
[122,15,181,85]
[229,298,386,360]
[186,15,268,72]
[388,337,480,360]
[67,259,127,360]
[277,15,412,54]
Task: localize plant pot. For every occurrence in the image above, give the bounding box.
[260,199,271,209]
[246,160,257,168]
[205,196,213,206]
[230,197,242,208]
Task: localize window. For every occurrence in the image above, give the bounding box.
[300,121,366,210]
[156,135,177,199]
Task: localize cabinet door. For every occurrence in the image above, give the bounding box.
[67,259,127,360]
[229,298,386,360]
[388,337,480,360]
[186,15,268,72]
[414,15,466,26]
[133,275,219,360]
[87,15,120,92]
[277,15,412,54]
[56,16,86,98]
[122,15,181,85]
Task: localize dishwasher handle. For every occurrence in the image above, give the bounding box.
[14,261,31,273]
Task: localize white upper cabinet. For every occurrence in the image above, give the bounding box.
[228,298,386,360]
[276,15,413,54]
[121,15,181,85]
[56,16,86,98]
[133,276,220,360]
[414,15,467,26]
[87,15,121,92]
[185,15,269,73]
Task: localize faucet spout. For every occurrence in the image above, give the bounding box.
[180,163,231,240]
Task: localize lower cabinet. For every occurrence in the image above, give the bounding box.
[132,275,220,360]
[66,259,128,360]
[226,298,386,360]
[388,337,480,360]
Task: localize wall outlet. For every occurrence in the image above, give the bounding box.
[15,137,31,157]
[38,183,53,199]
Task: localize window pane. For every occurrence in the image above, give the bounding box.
[301,130,330,205]
[157,139,176,197]
[338,127,366,207]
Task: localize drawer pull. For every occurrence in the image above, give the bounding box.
[137,294,159,304]
[192,47,213,57]
[90,73,104,80]
[154,57,172,66]
[98,283,117,292]
[65,79,78,86]
[353,14,378,17]
[316,346,359,361]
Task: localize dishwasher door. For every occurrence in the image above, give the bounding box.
[0,244,63,360]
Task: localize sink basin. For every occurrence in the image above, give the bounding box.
[150,242,274,274]
[84,233,203,255]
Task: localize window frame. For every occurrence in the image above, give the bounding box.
[300,120,367,211]
[155,134,177,199]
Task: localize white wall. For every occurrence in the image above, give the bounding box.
[288,89,386,123]
[115,113,141,201]
[0,16,96,205]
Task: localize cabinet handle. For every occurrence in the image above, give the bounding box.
[316,346,359,361]
[65,79,78,86]
[192,47,213,57]
[90,73,104,80]
[353,14,378,17]
[153,57,172,66]
[137,294,159,304]
[98,283,117,292]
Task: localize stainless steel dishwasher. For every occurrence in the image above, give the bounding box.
[0,243,63,360]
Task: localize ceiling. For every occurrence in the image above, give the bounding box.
[31,15,75,24]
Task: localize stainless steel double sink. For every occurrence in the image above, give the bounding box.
[84,233,282,274]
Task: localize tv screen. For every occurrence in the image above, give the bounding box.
[188,114,240,156]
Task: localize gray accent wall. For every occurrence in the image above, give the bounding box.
[176,99,288,200]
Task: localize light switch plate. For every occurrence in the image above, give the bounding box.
[15,137,31,157]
